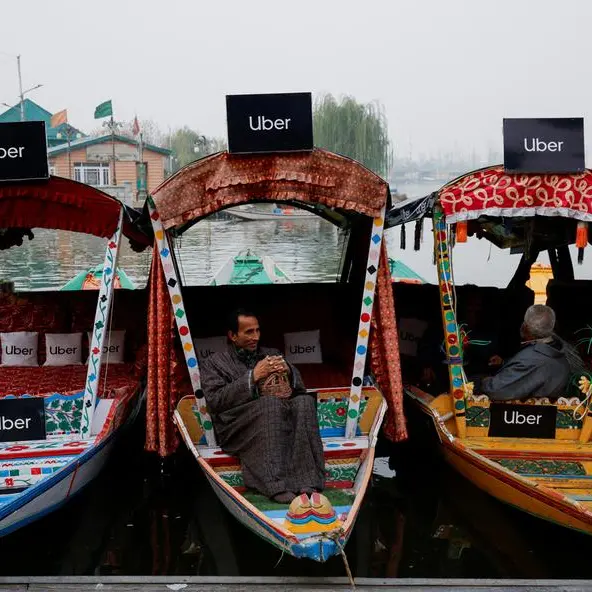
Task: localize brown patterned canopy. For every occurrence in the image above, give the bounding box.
[151,149,390,230]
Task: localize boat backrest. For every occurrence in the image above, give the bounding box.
[0,289,148,365]
[465,394,582,439]
[185,385,384,445]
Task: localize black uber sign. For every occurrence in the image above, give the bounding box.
[488,403,556,439]
[0,398,46,443]
[226,92,313,154]
[503,118,585,173]
[0,121,49,182]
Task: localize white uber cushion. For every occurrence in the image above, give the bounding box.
[1,331,38,367]
[45,333,82,366]
[398,318,428,357]
[193,336,227,361]
[284,330,322,364]
[87,330,126,363]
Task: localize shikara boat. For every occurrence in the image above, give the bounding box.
[144,149,407,561]
[388,258,425,285]
[61,263,136,290]
[226,203,316,221]
[386,165,592,536]
[0,176,149,536]
[210,249,290,286]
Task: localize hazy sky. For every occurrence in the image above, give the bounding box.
[2,0,592,160]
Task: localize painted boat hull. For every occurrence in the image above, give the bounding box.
[174,390,387,562]
[441,442,592,534]
[211,251,291,286]
[61,265,135,291]
[406,386,592,536]
[0,389,142,537]
[0,434,116,537]
[200,457,352,561]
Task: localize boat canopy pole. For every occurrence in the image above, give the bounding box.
[80,208,124,438]
[147,197,217,447]
[345,206,386,439]
[433,206,466,438]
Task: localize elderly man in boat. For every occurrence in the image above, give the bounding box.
[475,304,571,401]
[201,309,325,504]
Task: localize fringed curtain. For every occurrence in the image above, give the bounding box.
[145,250,189,456]
[370,243,408,442]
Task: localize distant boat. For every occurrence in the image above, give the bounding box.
[211,250,291,285]
[388,259,425,284]
[61,264,135,291]
[226,204,316,221]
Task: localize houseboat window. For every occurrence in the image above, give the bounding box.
[73,162,111,187]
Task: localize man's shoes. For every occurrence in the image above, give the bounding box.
[299,488,320,495]
[272,491,297,504]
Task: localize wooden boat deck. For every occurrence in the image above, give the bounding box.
[1,576,591,590]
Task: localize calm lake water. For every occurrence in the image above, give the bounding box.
[0,215,346,292]
[2,186,592,578]
[2,417,592,579]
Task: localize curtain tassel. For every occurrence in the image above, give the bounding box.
[576,221,588,265]
[456,221,468,243]
[414,219,423,251]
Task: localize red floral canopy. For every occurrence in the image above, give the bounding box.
[0,176,147,243]
[440,165,592,223]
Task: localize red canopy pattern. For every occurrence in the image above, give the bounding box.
[0,176,144,242]
[440,166,592,223]
[151,149,389,230]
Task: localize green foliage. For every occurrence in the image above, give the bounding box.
[313,94,392,178]
[166,127,227,173]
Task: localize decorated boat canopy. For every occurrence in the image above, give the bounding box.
[387,165,592,228]
[150,149,391,233]
[145,148,406,456]
[0,176,150,249]
[386,166,592,253]
[439,165,592,224]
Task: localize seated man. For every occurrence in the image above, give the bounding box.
[476,304,570,401]
[200,308,325,504]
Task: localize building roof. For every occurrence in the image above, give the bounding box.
[47,133,171,156]
[0,99,84,145]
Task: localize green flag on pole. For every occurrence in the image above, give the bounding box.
[94,100,113,119]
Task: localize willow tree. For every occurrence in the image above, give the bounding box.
[313,94,392,178]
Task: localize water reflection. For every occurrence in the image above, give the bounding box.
[0,216,346,292]
[3,417,592,578]
[174,216,346,285]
